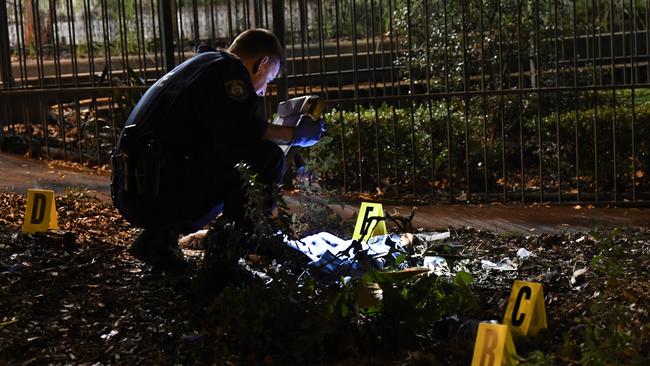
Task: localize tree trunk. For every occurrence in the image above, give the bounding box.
[22,0,53,56]
[23,0,35,50]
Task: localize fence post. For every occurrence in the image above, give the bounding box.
[0,1,15,89]
[272,0,288,101]
[159,0,175,73]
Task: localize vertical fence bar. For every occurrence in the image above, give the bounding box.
[316,0,326,100]
[443,0,452,202]
[387,0,400,196]
[351,0,363,192]
[33,0,44,88]
[118,0,129,77]
[572,0,580,202]
[83,0,94,85]
[630,0,637,201]
[460,0,470,201]
[160,0,175,72]
[610,0,618,202]
[498,0,506,202]
[299,0,309,94]
[9,0,19,86]
[14,0,28,86]
[176,1,185,62]
[516,0,525,203]
[100,0,112,88]
[209,0,216,45]
[534,0,543,203]
[0,0,15,88]
[192,0,199,46]
[272,0,287,100]
[150,0,162,78]
[647,0,650,83]
[424,0,436,202]
[287,0,296,96]
[592,0,599,202]
[554,0,561,203]
[66,0,79,87]
[406,0,417,196]
[23,98,33,155]
[135,0,145,78]
[479,0,488,202]
[0,95,6,143]
[367,0,382,194]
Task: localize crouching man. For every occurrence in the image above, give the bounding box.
[111,29,325,271]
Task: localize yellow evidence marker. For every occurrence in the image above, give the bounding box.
[503,280,548,336]
[352,202,387,242]
[22,189,59,234]
[471,323,519,366]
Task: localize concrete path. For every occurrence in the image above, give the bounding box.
[2,152,648,234]
[285,195,650,234]
[0,152,112,201]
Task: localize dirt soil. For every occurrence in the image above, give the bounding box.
[1,191,649,365]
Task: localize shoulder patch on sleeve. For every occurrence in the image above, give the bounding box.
[224,80,249,101]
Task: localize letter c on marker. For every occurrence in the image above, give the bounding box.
[511,285,532,326]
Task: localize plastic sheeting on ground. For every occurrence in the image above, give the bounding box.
[284,231,450,281]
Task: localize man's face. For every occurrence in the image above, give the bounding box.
[250,56,281,96]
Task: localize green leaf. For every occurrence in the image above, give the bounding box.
[453,271,473,286]
[395,253,407,266]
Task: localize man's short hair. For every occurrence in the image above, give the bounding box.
[228,29,284,67]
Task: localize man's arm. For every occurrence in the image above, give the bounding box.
[262,124,294,145]
[262,114,326,147]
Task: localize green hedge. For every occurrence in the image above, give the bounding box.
[305,89,650,199]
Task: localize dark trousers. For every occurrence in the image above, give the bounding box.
[114,140,285,233]
[186,140,285,232]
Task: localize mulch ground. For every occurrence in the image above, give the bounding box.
[1,191,649,365]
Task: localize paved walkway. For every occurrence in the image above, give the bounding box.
[0,152,112,201]
[285,195,650,234]
[2,152,648,234]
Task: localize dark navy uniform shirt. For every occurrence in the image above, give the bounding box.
[124,47,268,153]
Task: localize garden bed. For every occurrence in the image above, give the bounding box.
[0,191,648,365]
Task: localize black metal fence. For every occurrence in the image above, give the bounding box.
[1,0,649,205]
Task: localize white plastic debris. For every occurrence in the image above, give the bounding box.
[423,256,452,276]
[570,268,589,285]
[481,258,518,271]
[516,248,532,261]
[416,231,451,242]
[100,329,119,340]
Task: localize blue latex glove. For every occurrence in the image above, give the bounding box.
[290,114,326,147]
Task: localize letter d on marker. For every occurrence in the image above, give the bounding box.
[22,189,59,234]
[30,193,47,224]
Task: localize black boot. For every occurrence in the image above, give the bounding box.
[129,229,188,271]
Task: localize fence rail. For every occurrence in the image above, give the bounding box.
[1,0,649,205]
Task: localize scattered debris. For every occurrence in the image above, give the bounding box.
[570,268,589,286]
[0,191,648,365]
[480,258,518,271]
[516,248,532,262]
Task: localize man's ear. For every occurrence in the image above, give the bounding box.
[252,56,270,74]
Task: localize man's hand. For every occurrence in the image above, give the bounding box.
[290,114,326,147]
